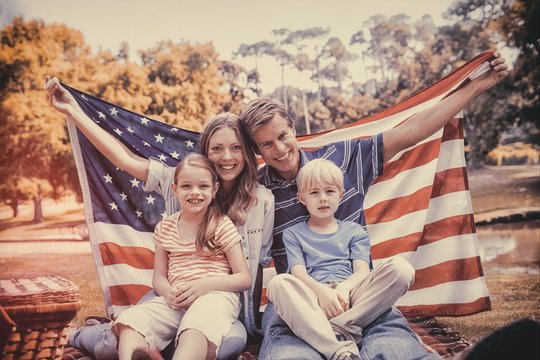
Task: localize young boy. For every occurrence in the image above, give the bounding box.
[266,159,415,360]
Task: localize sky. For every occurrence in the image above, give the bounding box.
[2,0,458,92]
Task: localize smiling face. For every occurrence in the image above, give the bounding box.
[172,164,218,217]
[252,114,300,181]
[206,127,245,190]
[298,181,344,221]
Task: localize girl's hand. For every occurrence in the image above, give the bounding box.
[472,52,508,93]
[316,285,346,319]
[165,286,181,310]
[43,76,79,115]
[175,278,213,308]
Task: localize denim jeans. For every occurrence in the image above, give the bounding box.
[69,291,247,360]
[259,302,441,360]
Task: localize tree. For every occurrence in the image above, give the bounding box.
[234,41,275,96]
[139,41,231,131]
[497,0,540,140]
[282,27,330,133]
[0,18,95,220]
[444,0,539,165]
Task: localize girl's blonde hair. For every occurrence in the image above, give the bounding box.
[199,113,258,225]
[296,159,344,193]
[173,153,222,255]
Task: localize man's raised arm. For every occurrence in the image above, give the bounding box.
[383,52,508,162]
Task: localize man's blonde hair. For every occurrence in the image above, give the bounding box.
[296,159,344,192]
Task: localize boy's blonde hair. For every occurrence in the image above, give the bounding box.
[296,159,344,192]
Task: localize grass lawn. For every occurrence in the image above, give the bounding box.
[1,251,539,345]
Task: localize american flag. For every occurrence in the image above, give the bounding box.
[67,51,494,319]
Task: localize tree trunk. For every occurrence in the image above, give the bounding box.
[281,64,288,110]
[7,197,18,218]
[33,184,44,223]
[302,92,311,134]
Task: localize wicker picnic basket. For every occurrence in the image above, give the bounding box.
[0,275,81,360]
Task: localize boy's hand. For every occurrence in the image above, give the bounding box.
[316,285,346,319]
[334,283,351,311]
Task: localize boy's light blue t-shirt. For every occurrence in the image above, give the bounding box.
[283,220,370,283]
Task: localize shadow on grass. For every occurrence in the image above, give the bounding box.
[0,208,86,231]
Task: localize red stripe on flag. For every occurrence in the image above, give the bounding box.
[110,284,153,306]
[399,296,491,317]
[442,118,462,141]
[367,168,469,224]
[260,288,268,306]
[423,214,476,245]
[378,142,440,182]
[99,242,155,269]
[371,214,475,258]
[410,257,485,290]
[366,186,431,224]
[432,167,470,197]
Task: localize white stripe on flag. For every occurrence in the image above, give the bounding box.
[368,191,472,246]
[94,222,154,250]
[102,263,153,287]
[365,159,439,208]
[375,233,479,270]
[262,267,277,288]
[365,139,466,208]
[396,277,488,306]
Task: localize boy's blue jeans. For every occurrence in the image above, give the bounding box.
[259,302,441,360]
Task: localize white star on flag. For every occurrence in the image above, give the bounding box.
[114,128,123,136]
[143,141,151,147]
[185,140,194,148]
[98,111,106,119]
[135,209,143,218]
[109,202,119,211]
[155,134,164,143]
[158,154,167,162]
[140,117,149,125]
[130,178,140,188]
[120,192,128,201]
[170,150,180,159]
[103,173,113,183]
[171,127,179,132]
[127,126,135,133]
[161,211,168,218]
[146,195,156,204]
[110,107,119,116]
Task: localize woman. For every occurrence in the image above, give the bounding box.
[44,77,274,359]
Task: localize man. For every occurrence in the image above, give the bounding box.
[239,53,507,359]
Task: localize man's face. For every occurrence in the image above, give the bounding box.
[252,115,300,181]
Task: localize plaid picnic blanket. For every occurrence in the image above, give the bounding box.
[61,315,470,359]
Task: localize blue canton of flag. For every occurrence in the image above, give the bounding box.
[64,84,199,231]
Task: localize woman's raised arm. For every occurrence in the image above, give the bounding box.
[44,76,149,181]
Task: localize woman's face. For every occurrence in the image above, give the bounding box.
[206,127,246,188]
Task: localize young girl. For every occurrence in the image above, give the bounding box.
[113,153,251,360]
